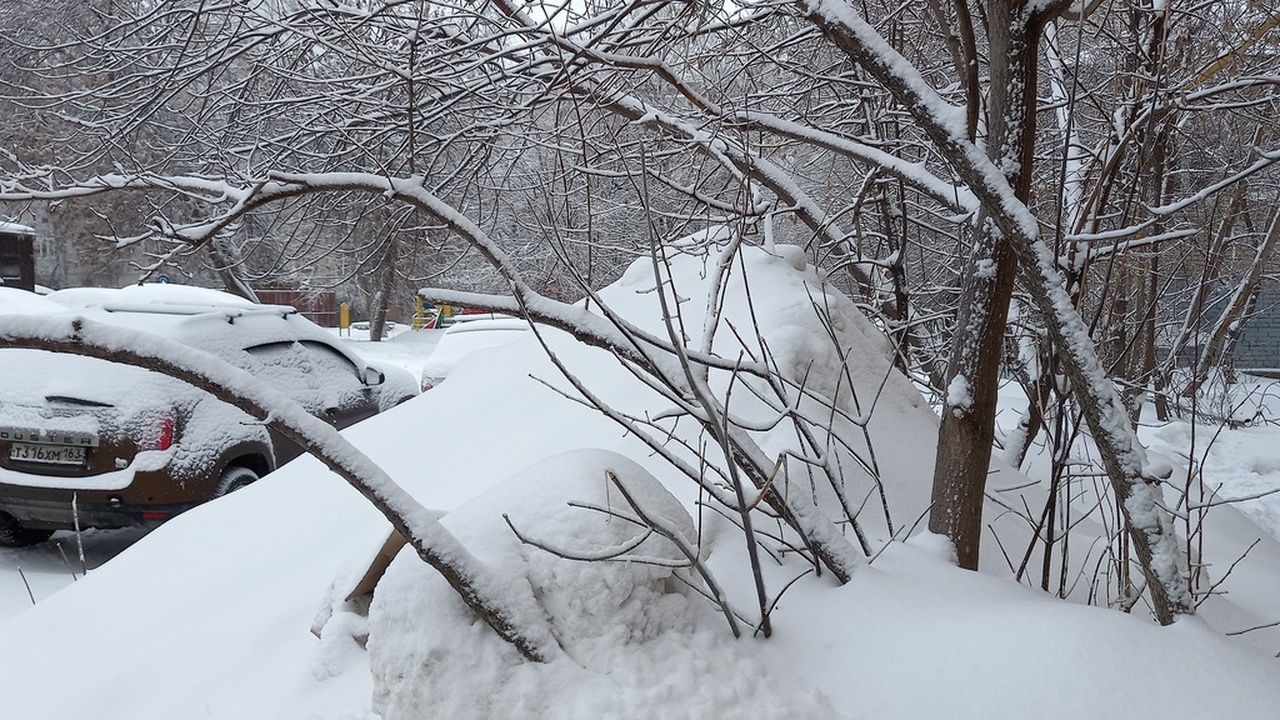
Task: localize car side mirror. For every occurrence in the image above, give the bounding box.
[361,366,386,386]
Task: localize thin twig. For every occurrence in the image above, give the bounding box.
[1225,619,1280,637]
[747,455,784,511]
[1197,538,1261,609]
[17,566,35,605]
[72,492,87,577]
[55,542,78,581]
[504,513,658,563]
[605,469,744,639]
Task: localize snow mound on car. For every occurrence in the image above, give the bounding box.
[46,283,257,310]
[0,287,68,315]
[366,448,841,720]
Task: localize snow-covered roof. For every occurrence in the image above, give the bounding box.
[46,283,260,311]
[0,287,68,315]
[38,284,371,370]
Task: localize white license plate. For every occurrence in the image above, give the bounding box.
[9,442,88,466]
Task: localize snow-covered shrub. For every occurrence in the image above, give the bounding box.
[366,449,841,720]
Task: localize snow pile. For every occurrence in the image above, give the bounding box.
[356,242,1280,717]
[596,243,936,548]
[1147,407,1280,541]
[780,539,1280,719]
[0,241,1278,719]
[367,450,839,720]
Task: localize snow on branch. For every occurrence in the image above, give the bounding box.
[726,110,978,214]
[798,0,1195,622]
[418,281,864,587]
[0,313,558,663]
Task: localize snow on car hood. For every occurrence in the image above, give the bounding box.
[0,287,67,315]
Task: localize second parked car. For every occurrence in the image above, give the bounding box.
[0,285,417,546]
[419,315,532,391]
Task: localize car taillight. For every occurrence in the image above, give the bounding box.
[158,416,174,450]
[142,413,175,451]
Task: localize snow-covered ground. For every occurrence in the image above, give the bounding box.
[329,324,444,386]
[1,248,1278,718]
[0,525,150,620]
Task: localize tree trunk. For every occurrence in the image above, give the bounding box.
[928,2,1038,569]
[206,235,259,304]
[368,236,398,342]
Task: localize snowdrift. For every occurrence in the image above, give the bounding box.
[1,243,1278,719]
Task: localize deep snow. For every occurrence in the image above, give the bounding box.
[1,246,1278,719]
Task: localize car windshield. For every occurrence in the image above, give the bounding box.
[245,340,366,413]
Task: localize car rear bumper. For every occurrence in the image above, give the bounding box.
[0,473,203,531]
[0,486,199,530]
[0,449,175,492]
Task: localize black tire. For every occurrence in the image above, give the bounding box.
[0,511,54,548]
[213,465,260,498]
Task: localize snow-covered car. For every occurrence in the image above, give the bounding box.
[0,285,418,546]
[419,315,531,391]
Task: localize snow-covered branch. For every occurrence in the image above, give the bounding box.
[798,0,1195,622]
[0,313,558,662]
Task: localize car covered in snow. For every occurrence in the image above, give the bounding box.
[419,315,531,391]
[0,285,418,546]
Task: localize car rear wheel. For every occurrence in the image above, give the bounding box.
[213,465,260,498]
[0,511,55,548]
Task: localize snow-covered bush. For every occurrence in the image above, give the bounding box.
[367,449,840,720]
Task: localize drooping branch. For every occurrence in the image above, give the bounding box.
[2,164,868,585]
[0,313,558,662]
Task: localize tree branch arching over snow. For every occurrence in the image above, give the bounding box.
[0,313,558,663]
[797,0,1194,623]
